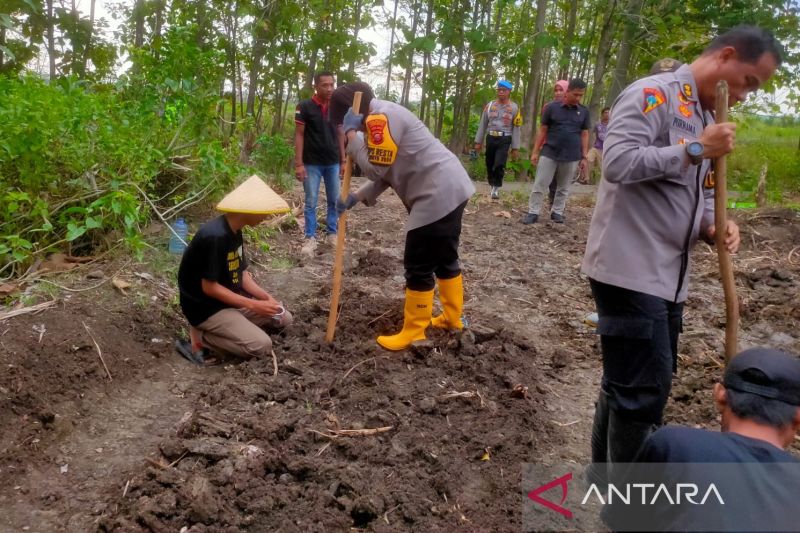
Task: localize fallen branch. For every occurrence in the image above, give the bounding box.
[367,309,393,325]
[551,419,580,427]
[83,321,113,381]
[33,259,132,293]
[168,451,189,468]
[343,355,389,380]
[308,426,393,439]
[144,457,169,470]
[315,442,331,457]
[0,300,57,321]
[444,390,475,398]
[788,246,800,265]
[271,349,278,377]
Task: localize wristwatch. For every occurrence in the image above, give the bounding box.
[686,141,704,165]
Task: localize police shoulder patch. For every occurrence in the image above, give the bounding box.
[513,110,523,127]
[365,114,398,166]
[643,87,666,114]
[704,169,715,189]
[682,83,693,99]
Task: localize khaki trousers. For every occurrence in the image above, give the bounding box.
[196,307,293,359]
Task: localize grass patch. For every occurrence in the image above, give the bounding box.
[728,116,800,205]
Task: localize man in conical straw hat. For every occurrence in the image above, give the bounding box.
[176,175,292,365]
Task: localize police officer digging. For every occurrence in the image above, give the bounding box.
[581,26,783,482]
[330,82,475,351]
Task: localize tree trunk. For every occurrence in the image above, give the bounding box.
[607,0,644,106]
[435,47,454,138]
[153,0,165,56]
[133,0,145,48]
[271,81,285,135]
[576,9,598,81]
[400,2,420,107]
[46,0,56,80]
[385,0,399,98]
[242,2,272,162]
[418,0,434,123]
[346,0,363,80]
[587,0,618,122]
[520,0,548,168]
[557,0,579,80]
[0,27,5,70]
[79,0,96,77]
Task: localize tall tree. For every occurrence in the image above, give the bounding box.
[520,0,549,164]
[607,0,644,105]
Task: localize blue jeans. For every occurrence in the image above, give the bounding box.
[303,164,340,238]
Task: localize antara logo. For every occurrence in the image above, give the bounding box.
[581,483,725,506]
[528,473,573,519]
[527,474,725,519]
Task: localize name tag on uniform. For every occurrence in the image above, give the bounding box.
[366,114,398,166]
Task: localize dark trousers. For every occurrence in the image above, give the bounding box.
[589,279,683,467]
[590,279,683,424]
[404,201,467,291]
[485,135,512,187]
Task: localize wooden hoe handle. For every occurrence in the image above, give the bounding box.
[326,91,363,343]
[713,80,739,362]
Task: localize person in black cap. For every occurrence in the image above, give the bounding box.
[601,347,800,532]
[636,347,800,462]
[649,57,683,75]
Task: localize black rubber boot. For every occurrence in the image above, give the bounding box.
[585,391,610,488]
[607,409,655,483]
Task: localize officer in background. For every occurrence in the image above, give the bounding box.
[474,80,522,200]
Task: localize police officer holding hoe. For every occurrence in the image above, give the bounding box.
[582,26,783,482]
[330,82,475,351]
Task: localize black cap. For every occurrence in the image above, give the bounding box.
[649,58,683,75]
[330,81,375,129]
[724,348,800,405]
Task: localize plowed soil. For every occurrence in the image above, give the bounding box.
[1,178,798,532]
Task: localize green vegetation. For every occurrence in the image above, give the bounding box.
[728,115,800,204]
[1,0,798,278]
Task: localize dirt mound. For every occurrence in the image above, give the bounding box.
[1,183,797,531]
[98,284,545,531]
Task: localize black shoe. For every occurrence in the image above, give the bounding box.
[550,212,565,224]
[521,213,539,224]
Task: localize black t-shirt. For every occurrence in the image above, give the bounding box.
[540,100,591,162]
[177,215,248,326]
[295,96,339,165]
[638,426,799,463]
[603,426,800,532]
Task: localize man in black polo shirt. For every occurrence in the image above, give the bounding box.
[295,71,344,256]
[522,78,590,224]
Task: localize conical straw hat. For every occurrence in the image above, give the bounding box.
[216,175,290,215]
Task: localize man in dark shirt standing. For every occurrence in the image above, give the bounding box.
[602,347,800,532]
[295,71,343,257]
[522,78,590,224]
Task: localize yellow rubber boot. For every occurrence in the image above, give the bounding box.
[377,289,434,351]
[430,274,464,330]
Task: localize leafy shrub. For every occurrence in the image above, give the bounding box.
[251,134,295,192]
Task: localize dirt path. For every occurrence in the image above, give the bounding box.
[0,179,797,531]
